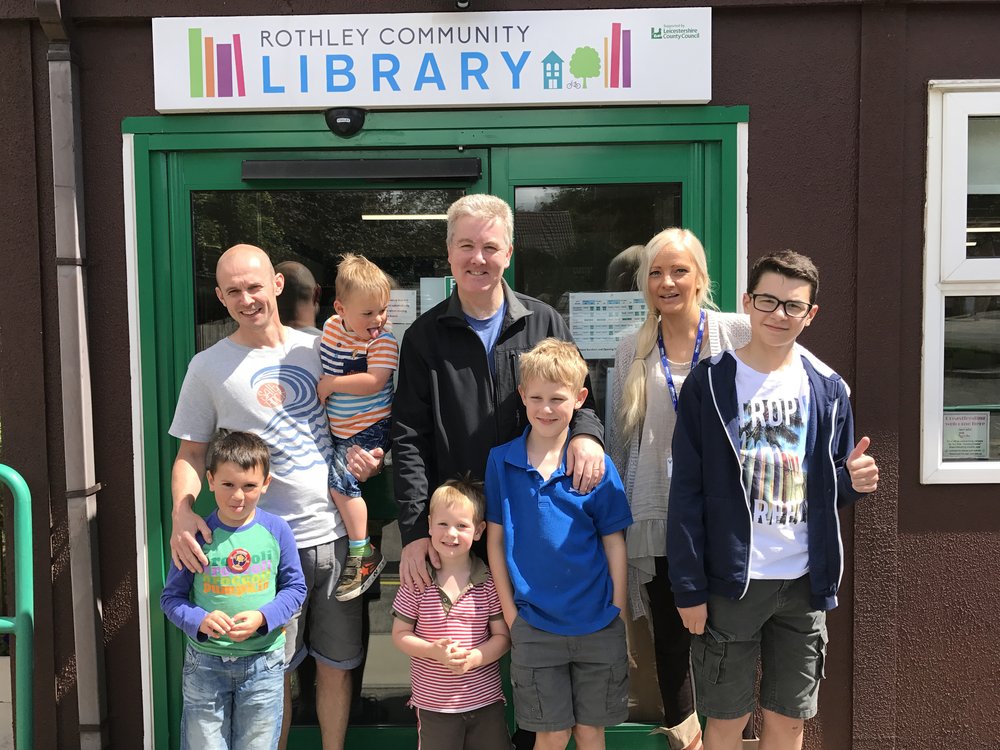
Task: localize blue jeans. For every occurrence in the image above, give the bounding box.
[181,644,285,750]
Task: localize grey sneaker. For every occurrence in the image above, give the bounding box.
[334,546,386,601]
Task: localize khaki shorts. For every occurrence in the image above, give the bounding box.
[283,537,363,671]
[691,575,828,721]
[509,616,629,732]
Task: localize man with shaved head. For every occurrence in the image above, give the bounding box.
[168,244,359,750]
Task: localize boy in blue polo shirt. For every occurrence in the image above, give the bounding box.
[486,337,633,750]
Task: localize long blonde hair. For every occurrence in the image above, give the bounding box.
[617,228,716,438]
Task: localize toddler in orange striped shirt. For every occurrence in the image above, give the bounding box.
[317,253,398,602]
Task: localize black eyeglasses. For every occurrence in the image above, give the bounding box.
[749,294,814,319]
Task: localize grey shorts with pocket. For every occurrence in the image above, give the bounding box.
[283,537,364,671]
[691,575,828,721]
[509,616,629,733]
[415,700,512,750]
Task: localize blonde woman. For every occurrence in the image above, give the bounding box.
[608,229,749,750]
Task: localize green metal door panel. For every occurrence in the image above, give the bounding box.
[505,143,692,181]
[128,107,747,749]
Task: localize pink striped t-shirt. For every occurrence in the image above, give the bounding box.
[391,558,505,713]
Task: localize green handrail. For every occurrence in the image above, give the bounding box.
[0,465,33,749]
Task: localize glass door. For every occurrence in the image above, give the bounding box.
[492,142,733,426]
[159,147,489,749]
[132,108,743,748]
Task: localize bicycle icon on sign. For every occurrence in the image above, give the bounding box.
[565,80,582,90]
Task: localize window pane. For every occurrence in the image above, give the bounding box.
[967,117,1000,259]
[191,188,463,352]
[943,295,1000,461]
[513,183,681,421]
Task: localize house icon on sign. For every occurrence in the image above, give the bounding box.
[543,51,564,89]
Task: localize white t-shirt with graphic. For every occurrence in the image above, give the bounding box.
[732,352,811,580]
[169,328,343,548]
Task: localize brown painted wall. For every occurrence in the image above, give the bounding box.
[3,2,1000,747]
[0,18,79,749]
[896,6,1000,747]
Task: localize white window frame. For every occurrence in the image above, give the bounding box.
[922,80,1000,483]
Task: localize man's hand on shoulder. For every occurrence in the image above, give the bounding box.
[171,503,212,573]
[399,537,439,592]
[566,434,605,494]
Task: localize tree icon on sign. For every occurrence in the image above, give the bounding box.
[569,46,600,88]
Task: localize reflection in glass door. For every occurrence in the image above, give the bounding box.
[514,182,682,419]
[191,188,464,352]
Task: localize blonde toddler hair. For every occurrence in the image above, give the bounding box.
[429,476,487,526]
[335,253,391,304]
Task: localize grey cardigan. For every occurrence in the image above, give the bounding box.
[608,311,751,619]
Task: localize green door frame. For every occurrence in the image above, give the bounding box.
[123,104,748,749]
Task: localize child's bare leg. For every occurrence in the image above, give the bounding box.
[571,724,606,750]
[758,709,804,750]
[534,728,573,750]
[704,715,751,750]
[329,489,385,601]
[329,488,368,543]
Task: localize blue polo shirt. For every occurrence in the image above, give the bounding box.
[485,429,633,636]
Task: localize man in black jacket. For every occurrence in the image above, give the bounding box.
[391,194,606,592]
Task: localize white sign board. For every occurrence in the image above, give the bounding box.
[388,289,417,327]
[942,411,991,460]
[569,292,646,359]
[152,9,710,112]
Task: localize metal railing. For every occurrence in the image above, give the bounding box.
[0,465,33,749]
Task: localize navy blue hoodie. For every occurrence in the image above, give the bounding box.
[667,349,867,612]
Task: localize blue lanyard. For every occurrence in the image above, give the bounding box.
[657,309,706,413]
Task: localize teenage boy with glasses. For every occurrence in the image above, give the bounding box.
[666,250,879,750]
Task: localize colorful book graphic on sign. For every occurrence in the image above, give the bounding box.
[188,27,246,98]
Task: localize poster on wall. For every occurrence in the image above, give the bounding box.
[942,411,990,460]
[569,292,646,359]
[152,9,711,112]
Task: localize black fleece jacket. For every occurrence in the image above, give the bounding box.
[391,280,604,545]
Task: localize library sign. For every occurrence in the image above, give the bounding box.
[152,8,711,112]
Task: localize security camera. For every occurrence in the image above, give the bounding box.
[324,107,366,137]
[456,0,470,8]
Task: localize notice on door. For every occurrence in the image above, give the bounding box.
[569,292,645,359]
[152,8,711,112]
[942,411,990,460]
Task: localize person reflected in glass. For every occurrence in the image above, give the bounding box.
[608,228,750,750]
[275,261,322,336]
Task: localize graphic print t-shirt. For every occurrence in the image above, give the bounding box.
[732,352,811,580]
[169,328,342,547]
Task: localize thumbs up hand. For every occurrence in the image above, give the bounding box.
[847,436,879,493]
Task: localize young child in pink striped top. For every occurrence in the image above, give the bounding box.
[391,478,512,750]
